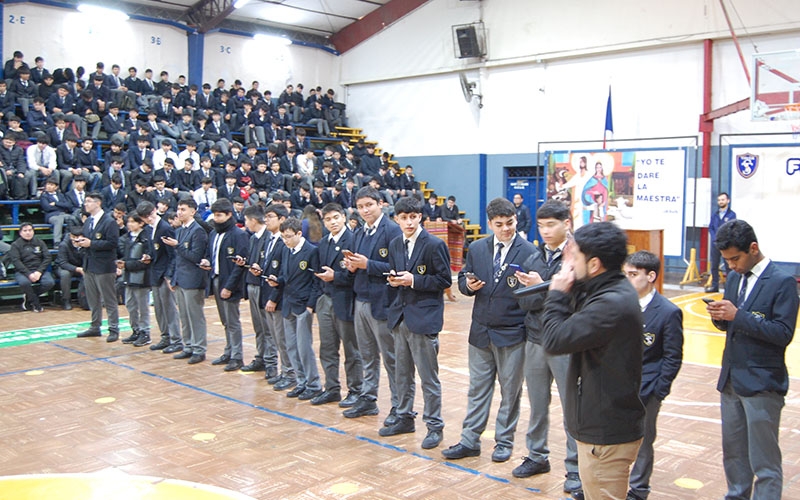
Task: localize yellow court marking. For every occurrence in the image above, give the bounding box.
[670,293,800,378]
[480,430,495,439]
[24,370,44,376]
[94,397,116,404]
[192,432,217,442]
[0,474,256,500]
[330,482,361,494]
[674,477,704,490]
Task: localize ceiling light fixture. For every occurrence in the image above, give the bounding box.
[253,33,292,46]
[233,0,252,9]
[77,4,129,21]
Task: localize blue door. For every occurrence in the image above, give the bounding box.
[505,166,546,243]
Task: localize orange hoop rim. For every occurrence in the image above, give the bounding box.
[784,104,800,112]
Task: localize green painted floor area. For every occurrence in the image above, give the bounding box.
[0,318,131,348]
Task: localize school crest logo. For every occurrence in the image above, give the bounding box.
[95,232,103,240]
[226,247,234,255]
[643,332,655,347]
[154,243,160,250]
[339,260,347,269]
[271,259,279,269]
[379,248,388,258]
[736,153,758,179]
[299,260,308,270]
[507,276,518,288]
[184,242,190,248]
[416,265,427,275]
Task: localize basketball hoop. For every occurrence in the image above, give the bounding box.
[785,104,800,140]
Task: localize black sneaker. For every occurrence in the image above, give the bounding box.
[133,334,152,347]
[150,338,170,350]
[122,332,141,344]
[342,397,379,418]
[511,457,550,478]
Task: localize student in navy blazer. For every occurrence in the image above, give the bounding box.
[163,198,209,364]
[311,203,363,406]
[444,197,536,463]
[624,251,684,500]
[274,217,322,400]
[136,201,181,352]
[382,197,451,449]
[201,198,249,371]
[342,187,403,423]
[707,220,798,500]
[259,203,294,388]
[75,193,120,340]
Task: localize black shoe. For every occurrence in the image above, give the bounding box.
[625,491,644,500]
[163,344,183,354]
[378,417,415,437]
[511,457,551,478]
[421,429,443,449]
[704,286,719,293]
[211,355,231,366]
[63,303,73,311]
[310,390,341,405]
[491,444,512,463]
[338,391,359,408]
[298,388,324,401]
[133,335,152,347]
[188,353,206,364]
[266,372,282,384]
[383,406,398,427]
[286,385,307,398]
[173,351,193,360]
[564,472,582,493]
[572,490,585,500]
[343,397,379,418]
[77,329,101,338]
[441,443,481,460]
[33,305,44,313]
[241,360,265,372]
[273,377,297,391]
[150,338,170,351]
[106,332,119,343]
[224,359,243,372]
[122,332,140,344]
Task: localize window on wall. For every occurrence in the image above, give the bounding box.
[506,166,544,178]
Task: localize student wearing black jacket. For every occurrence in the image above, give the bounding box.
[8,223,54,312]
[55,226,86,310]
[118,213,152,347]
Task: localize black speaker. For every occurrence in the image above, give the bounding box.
[455,26,480,58]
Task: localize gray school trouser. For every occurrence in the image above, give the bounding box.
[153,279,181,345]
[175,286,206,354]
[283,309,320,391]
[125,286,150,334]
[213,277,242,360]
[353,300,398,407]
[629,393,662,499]
[247,284,277,367]
[394,321,443,431]
[267,309,293,378]
[316,293,363,394]
[84,271,119,333]
[459,341,524,450]
[524,341,579,472]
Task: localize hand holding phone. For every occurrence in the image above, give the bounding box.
[702,297,715,304]
[507,263,523,273]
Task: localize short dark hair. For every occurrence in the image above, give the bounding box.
[211,198,233,214]
[624,250,661,278]
[536,199,570,221]
[486,197,516,220]
[177,198,197,210]
[394,196,423,215]
[136,201,156,217]
[280,217,302,233]
[715,219,757,253]
[19,222,34,232]
[243,204,265,223]
[573,221,628,272]
[265,203,289,219]
[321,203,345,217]
[355,186,382,204]
[85,192,103,203]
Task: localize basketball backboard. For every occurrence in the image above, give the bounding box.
[751,49,800,121]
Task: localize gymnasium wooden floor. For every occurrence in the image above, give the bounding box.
[0,285,798,499]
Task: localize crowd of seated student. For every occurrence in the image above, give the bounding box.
[0,51,354,204]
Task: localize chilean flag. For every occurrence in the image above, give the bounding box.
[603,86,613,149]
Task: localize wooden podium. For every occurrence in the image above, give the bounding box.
[625,229,664,293]
[424,221,466,272]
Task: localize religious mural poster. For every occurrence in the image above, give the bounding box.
[545,150,686,256]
